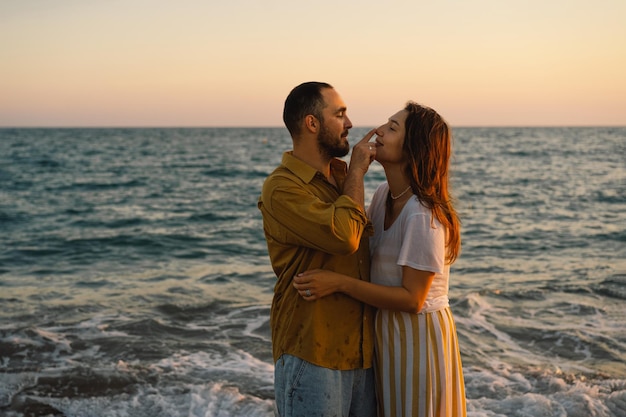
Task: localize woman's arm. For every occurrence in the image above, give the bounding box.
[293,267,435,314]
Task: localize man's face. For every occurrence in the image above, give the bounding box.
[316,88,353,158]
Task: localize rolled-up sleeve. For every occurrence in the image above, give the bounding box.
[261,178,371,256]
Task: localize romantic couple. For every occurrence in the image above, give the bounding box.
[258,81,466,417]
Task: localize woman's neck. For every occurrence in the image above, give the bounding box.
[383,165,411,198]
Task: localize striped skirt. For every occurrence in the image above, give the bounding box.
[374,306,466,417]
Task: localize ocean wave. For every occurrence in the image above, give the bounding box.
[50,179,145,192]
[1,127,625,417]
[465,364,626,417]
[593,275,626,300]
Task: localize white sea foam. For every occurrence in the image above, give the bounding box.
[465,364,626,417]
[28,381,275,417]
[16,348,275,417]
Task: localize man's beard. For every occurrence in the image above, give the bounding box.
[317,123,349,159]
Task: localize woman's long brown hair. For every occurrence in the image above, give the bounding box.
[397,101,461,263]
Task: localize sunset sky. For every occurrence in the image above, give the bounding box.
[1,0,625,127]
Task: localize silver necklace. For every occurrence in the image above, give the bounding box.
[390,185,411,200]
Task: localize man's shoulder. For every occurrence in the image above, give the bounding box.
[260,166,306,209]
[264,165,302,186]
[265,153,318,187]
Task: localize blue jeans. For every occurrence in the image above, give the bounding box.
[274,354,376,417]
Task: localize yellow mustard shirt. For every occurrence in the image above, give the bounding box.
[258,151,375,370]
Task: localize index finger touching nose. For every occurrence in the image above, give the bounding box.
[356,129,377,145]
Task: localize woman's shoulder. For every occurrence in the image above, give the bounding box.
[402,197,435,224]
[371,182,389,203]
[403,197,445,229]
[405,196,430,215]
[374,182,389,194]
[367,182,388,216]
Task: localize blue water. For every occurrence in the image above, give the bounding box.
[1,127,625,416]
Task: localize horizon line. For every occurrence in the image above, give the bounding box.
[1,124,625,129]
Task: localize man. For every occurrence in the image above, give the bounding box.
[258,82,378,417]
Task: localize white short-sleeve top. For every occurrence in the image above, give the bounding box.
[367,182,450,313]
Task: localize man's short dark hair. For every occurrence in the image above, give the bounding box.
[283,81,333,137]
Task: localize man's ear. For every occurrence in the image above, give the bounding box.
[304,115,318,133]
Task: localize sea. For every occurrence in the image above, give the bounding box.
[0,126,625,417]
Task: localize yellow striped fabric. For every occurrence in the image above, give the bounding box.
[374,307,466,417]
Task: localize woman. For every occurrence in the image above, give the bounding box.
[293,102,466,417]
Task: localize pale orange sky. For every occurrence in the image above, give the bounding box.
[1,0,625,127]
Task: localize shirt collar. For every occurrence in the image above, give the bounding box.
[281,151,347,184]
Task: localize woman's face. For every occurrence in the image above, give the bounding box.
[374,109,408,165]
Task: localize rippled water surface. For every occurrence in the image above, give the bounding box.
[1,127,625,416]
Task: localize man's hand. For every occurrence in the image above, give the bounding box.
[348,129,378,176]
[343,129,378,208]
